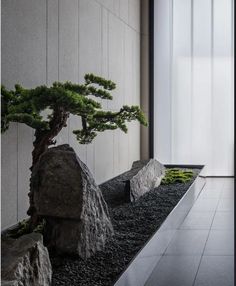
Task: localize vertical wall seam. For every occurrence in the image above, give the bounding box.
[210,0,214,175]
[190,0,194,163]
[113,132,115,177]
[101,6,103,77]
[231,0,234,174]
[78,0,80,81]
[105,10,109,111]
[107,12,110,79]
[96,3,103,175]
[46,0,48,85]
[16,123,19,221]
[107,11,116,175]
[149,0,154,159]
[128,0,130,27]
[152,0,155,159]
[94,0,136,33]
[232,0,234,58]
[100,1,104,178]
[109,10,115,176]
[231,0,234,98]
[126,26,130,166]
[170,0,173,163]
[58,0,60,81]
[138,29,141,159]
[116,0,121,18]
[124,24,128,169]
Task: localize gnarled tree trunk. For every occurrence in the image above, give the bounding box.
[27,108,69,231]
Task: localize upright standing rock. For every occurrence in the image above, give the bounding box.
[1,233,52,286]
[125,159,166,202]
[32,144,113,258]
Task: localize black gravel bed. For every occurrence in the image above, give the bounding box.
[51,168,200,286]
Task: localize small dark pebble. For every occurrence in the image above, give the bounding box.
[51,168,200,286]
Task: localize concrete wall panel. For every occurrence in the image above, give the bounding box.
[118,131,129,173]
[113,130,120,177]
[95,131,114,184]
[78,0,102,80]
[120,0,129,23]
[133,31,140,105]
[1,0,47,227]
[1,0,47,88]
[96,0,114,12]
[57,0,79,145]
[128,121,140,167]
[69,115,87,164]
[129,0,140,32]
[124,26,133,105]
[47,0,59,85]
[1,124,18,229]
[113,0,120,16]
[17,125,33,221]
[1,0,141,229]
[108,14,125,109]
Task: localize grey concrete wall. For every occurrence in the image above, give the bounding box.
[1,0,141,230]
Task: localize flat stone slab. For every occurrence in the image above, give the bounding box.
[1,233,52,286]
[101,159,166,204]
[125,159,165,202]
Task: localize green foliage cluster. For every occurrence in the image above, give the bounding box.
[1,73,147,144]
[8,219,46,239]
[161,168,194,185]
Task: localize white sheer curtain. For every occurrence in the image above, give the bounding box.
[154,0,234,176]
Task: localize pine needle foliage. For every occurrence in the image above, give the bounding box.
[1,74,148,229]
[1,73,147,145]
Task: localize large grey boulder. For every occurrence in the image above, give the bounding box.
[125,159,165,202]
[1,233,52,286]
[32,144,113,258]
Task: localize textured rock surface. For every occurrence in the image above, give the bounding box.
[125,159,166,202]
[1,233,52,286]
[51,168,200,286]
[32,144,113,258]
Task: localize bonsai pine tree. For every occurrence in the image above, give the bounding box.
[1,73,147,230]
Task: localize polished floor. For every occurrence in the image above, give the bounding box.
[115,178,234,286]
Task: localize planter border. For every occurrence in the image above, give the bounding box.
[1,165,206,286]
[114,164,206,286]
